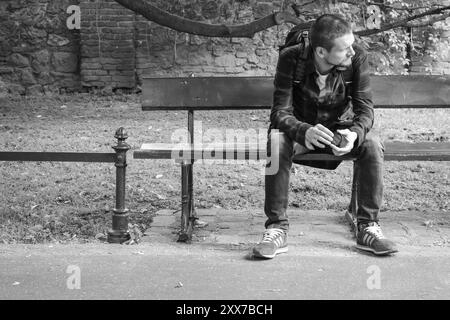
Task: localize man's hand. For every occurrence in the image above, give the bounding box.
[304,124,334,150]
[329,129,357,156]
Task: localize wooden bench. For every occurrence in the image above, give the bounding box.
[134,75,450,242]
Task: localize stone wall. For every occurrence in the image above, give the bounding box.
[79,0,284,89]
[80,0,135,89]
[133,0,283,82]
[0,0,81,95]
[0,0,449,94]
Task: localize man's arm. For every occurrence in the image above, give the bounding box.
[348,46,374,148]
[270,46,313,147]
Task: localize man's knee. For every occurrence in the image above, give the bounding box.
[265,131,293,175]
[358,134,384,160]
[267,131,293,157]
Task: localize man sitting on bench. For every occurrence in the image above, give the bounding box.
[253,14,398,258]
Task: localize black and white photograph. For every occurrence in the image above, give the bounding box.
[0,0,449,306]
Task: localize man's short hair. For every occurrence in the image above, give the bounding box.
[309,14,352,52]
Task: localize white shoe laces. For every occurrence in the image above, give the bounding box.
[365,223,386,239]
[261,228,285,243]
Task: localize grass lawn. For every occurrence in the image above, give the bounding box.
[0,93,448,244]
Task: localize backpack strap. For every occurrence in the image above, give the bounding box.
[293,31,310,88]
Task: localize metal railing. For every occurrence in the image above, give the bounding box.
[0,127,131,244]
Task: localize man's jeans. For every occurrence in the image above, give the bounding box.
[264,131,384,231]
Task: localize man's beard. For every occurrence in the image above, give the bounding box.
[325,56,352,68]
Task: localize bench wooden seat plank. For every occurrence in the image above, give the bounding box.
[134,142,450,161]
[141,75,450,110]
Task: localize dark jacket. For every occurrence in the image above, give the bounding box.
[270,43,374,151]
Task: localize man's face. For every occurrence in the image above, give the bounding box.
[323,33,355,67]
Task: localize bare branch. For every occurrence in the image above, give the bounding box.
[341,0,443,11]
[112,0,449,38]
[113,0,302,38]
[366,1,443,11]
[355,5,450,36]
[406,12,450,28]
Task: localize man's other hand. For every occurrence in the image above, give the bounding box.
[304,124,334,150]
[329,129,357,156]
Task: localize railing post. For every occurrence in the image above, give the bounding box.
[108,127,131,243]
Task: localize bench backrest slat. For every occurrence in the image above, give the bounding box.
[141,75,449,110]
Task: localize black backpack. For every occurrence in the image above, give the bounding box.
[279,25,310,53]
[278,27,311,89]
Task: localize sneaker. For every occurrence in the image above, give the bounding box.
[253,228,288,259]
[356,222,398,255]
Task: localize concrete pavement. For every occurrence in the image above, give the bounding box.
[0,209,449,300]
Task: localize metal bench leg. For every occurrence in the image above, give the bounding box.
[188,160,198,221]
[178,161,196,242]
[346,160,358,235]
[177,108,198,242]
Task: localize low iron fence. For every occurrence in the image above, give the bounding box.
[0,127,131,243]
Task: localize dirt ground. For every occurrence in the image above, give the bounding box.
[0,93,448,244]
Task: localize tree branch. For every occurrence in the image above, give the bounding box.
[355,5,450,36]
[366,1,442,11]
[406,12,450,28]
[341,0,443,11]
[113,0,301,38]
[113,0,449,38]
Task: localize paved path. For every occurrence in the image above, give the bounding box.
[1,209,449,300]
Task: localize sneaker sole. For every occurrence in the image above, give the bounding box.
[253,246,288,259]
[356,244,398,256]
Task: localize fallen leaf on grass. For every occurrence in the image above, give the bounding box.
[265,289,282,292]
[194,220,208,228]
[423,220,434,228]
[12,282,20,286]
[155,174,163,179]
[175,282,183,288]
[79,191,89,197]
[95,233,107,241]
[411,164,424,173]
[55,196,71,204]
[154,193,166,200]
[123,239,133,245]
